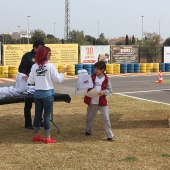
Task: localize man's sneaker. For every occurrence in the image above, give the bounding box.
[33,135,45,142]
[107,138,115,142]
[45,137,57,144]
[85,132,91,136]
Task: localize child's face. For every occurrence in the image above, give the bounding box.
[95,67,105,76]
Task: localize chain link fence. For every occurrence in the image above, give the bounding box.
[138,46,163,63]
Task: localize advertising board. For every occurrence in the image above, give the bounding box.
[80,45,110,64]
[111,45,139,63]
[3,44,78,66]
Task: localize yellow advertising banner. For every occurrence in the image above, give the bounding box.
[3,44,78,66]
[48,44,78,65]
[3,44,32,66]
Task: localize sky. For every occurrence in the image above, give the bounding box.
[1,0,170,40]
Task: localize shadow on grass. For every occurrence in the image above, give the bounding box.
[0,112,168,144]
[112,119,168,129]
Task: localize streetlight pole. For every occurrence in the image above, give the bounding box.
[17,26,21,44]
[27,16,31,44]
[2,34,5,44]
[141,16,144,46]
[97,22,99,38]
[159,20,161,36]
[54,23,56,37]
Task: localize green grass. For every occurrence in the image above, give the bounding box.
[0,94,170,170]
[119,156,138,162]
[161,154,170,157]
[163,80,170,84]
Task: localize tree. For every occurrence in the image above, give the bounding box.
[45,34,60,44]
[85,35,94,45]
[0,34,17,44]
[93,38,96,45]
[136,32,162,62]
[99,33,105,39]
[0,28,110,45]
[115,40,125,45]
[46,34,55,39]
[132,35,135,45]
[31,30,46,43]
[125,34,129,45]
[96,33,108,45]
[163,37,170,46]
[96,38,108,45]
[61,39,65,44]
[68,30,87,45]
[21,37,27,44]
[0,35,4,44]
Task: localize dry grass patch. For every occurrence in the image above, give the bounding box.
[0,94,169,170]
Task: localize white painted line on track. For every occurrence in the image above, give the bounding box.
[114,93,170,106]
[114,89,170,94]
[114,89,170,106]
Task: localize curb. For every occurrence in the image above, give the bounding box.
[1,72,170,83]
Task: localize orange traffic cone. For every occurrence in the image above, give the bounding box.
[158,70,163,83]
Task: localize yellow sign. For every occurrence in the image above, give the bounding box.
[48,44,78,65]
[3,44,78,66]
[3,45,32,66]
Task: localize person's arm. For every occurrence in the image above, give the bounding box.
[51,64,68,84]
[18,54,29,76]
[27,67,35,85]
[99,78,112,96]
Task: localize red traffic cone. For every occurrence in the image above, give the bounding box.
[158,70,163,83]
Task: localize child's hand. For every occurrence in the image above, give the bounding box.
[61,67,68,73]
[99,90,105,96]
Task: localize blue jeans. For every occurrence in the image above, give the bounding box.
[34,95,54,135]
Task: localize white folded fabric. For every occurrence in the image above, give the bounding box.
[15,72,28,92]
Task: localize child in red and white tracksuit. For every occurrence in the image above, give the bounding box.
[84,61,114,141]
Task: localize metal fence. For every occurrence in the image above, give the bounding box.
[138,46,163,63]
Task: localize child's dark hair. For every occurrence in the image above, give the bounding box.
[94,61,106,71]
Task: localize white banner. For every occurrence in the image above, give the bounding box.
[0,43,1,65]
[80,45,110,64]
[164,47,170,63]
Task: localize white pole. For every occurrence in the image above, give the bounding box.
[27,16,31,44]
[17,26,21,44]
[159,20,161,36]
[97,22,99,38]
[54,23,56,37]
[142,16,144,46]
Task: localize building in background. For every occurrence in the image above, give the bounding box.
[12,30,35,40]
[0,30,35,43]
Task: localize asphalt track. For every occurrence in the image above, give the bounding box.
[57,73,170,106]
[1,73,170,105]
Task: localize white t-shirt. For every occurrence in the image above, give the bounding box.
[27,62,64,90]
[91,75,105,104]
[15,72,28,91]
